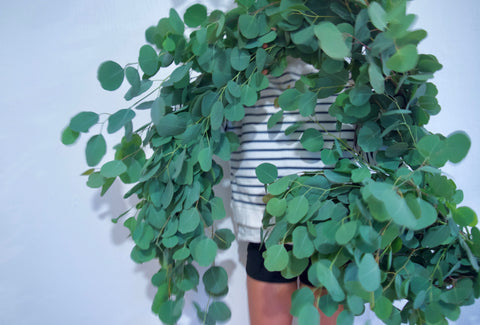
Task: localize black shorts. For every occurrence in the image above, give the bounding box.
[246,242,312,286]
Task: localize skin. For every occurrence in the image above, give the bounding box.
[247,275,343,325]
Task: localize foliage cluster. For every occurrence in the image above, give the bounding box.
[62,0,479,324]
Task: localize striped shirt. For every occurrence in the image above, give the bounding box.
[228,59,355,242]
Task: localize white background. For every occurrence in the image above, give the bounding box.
[0,0,479,324]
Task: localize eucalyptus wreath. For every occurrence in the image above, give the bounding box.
[62,0,479,324]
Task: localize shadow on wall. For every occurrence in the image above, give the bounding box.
[87,158,247,324]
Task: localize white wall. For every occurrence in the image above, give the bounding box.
[0,0,478,324]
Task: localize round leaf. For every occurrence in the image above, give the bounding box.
[300,128,324,152]
[69,111,99,133]
[349,85,372,106]
[61,126,79,145]
[255,163,278,184]
[107,109,135,134]
[238,14,259,39]
[184,4,207,28]
[386,44,419,73]
[191,237,217,267]
[178,208,201,234]
[85,134,106,166]
[155,114,187,136]
[230,47,250,71]
[314,21,351,60]
[453,206,477,227]
[266,197,287,217]
[292,226,314,259]
[368,2,388,31]
[285,196,309,224]
[358,253,381,292]
[335,221,358,245]
[139,44,159,76]
[97,60,124,91]
[100,160,127,178]
[207,301,231,322]
[446,131,471,163]
[264,244,289,272]
[203,266,228,295]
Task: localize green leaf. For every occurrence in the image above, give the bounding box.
[139,45,158,75]
[290,287,315,317]
[421,225,450,248]
[440,278,473,304]
[368,2,388,31]
[351,167,370,183]
[358,253,381,292]
[368,62,385,94]
[347,295,365,315]
[155,114,187,136]
[158,298,184,325]
[130,245,156,263]
[107,109,135,134]
[162,37,175,52]
[69,111,99,133]
[151,97,165,126]
[292,226,314,259]
[191,237,217,267]
[267,110,283,129]
[86,172,105,188]
[203,266,228,295]
[278,88,301,111]
[337,310,354,325]
[198,147,212,172]
[178,208,201,233]
[298,305,320,325]
[312,260,345,301]
[357,121,382,152]
[445,131,471,163]
[184,4,207,27]
[168,8,184,35]
[267,176,293,196]
[224,103,245,121]
[238,14,259,39]
[240,85,258,106]
[349,85,372,106]
[264,244,289,271]
[210,101,224,130]
[374,296,393,320]
[285,196,309,224]
[170,63,191,83]
[386,44,419,73]
[100,160,127,178]
[85,134,106,166]
[61,126,79,145]
[97,60,124,91]
[453,206,477,227]
[266,197,287,217]
[208,301,231,322]
[300,128,324,152]
[416,134,448,167]
[335,221,358,245]
[125,66,140,89]
[210,197,226,220]
[176,264,199,291]
[230,47,250,71]
[214,228,235,250]
[299,91,317,117]
[255,163,278,184]
[172,246,190,260]
[320,149,340,165]
[314,21,351,60]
